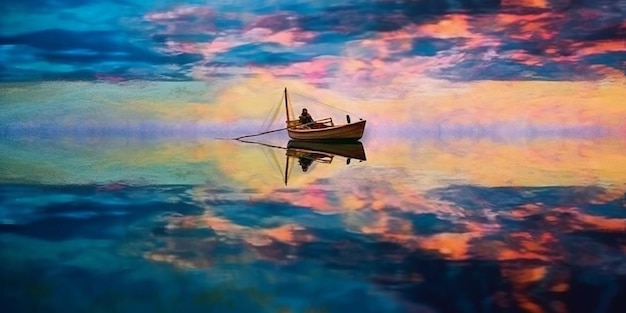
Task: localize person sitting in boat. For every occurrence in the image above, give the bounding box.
[299,108,314,127]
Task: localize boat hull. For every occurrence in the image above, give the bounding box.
[287,120,366,141]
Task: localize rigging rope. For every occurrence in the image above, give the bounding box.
[259,91,285,133]
[290,91,363,119]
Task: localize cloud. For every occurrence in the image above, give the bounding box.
[212,43,312,66]
[0,1,624,82]
[0,29,203,81]
[411,37,460,56]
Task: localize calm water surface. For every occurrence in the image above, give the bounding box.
[1,134,625,313]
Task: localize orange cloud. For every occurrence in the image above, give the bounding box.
[416,14,473,38]
[502,0,549,8]
[576,40,626,55]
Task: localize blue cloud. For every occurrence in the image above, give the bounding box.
[437,58,605,81]
[584,51,626,73]
[411,37,458,56]
[213,43,312,65]
[498,40,546,56]
[0,29,202,81]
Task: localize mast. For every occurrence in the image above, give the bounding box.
[284,87,290,123]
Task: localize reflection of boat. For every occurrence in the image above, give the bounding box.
[236,138,366,185]
[287,140,366,161]
[283,88,366,141]
[285,140,367,181]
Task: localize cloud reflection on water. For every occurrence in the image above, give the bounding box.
[1,133,625,311]
[153,173,626,312]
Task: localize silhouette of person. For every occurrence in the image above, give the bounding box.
[299,108,314,126]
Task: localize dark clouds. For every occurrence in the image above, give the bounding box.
[411,37,459,56]
[1,29,199,64]
[213,43,312,65]
[0,0,624,82]
[0,28,202,81]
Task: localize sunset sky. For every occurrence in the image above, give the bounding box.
[1,0,625,190]
[1,0,624,137]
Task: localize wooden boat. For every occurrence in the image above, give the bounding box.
[283,88,366,142]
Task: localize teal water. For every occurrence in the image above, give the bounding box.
[1,136,625,313]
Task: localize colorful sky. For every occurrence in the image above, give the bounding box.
[1,0,624,82]
[2,0,626,189]
[0,0,625,148]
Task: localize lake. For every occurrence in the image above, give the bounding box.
[2,130,625,313]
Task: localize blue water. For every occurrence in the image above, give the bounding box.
[1,145,625,313]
